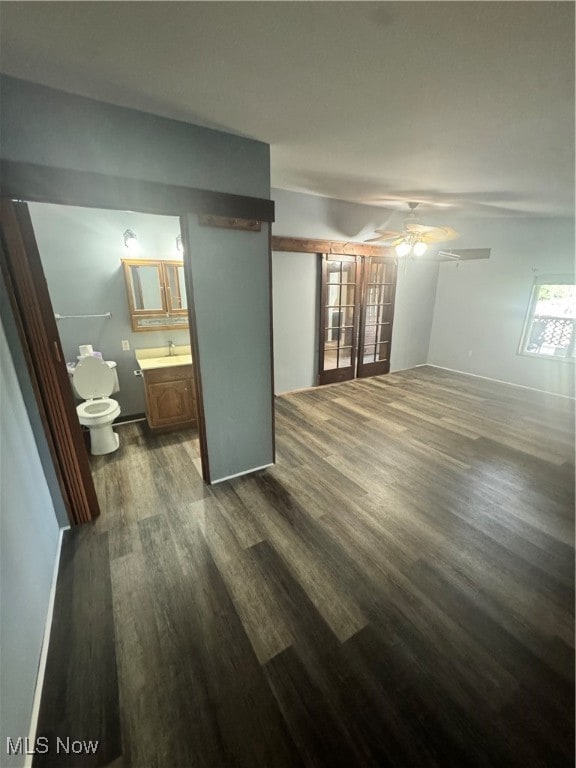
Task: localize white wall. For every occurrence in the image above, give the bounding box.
[272,188,439,384]
[428,217,575,397]
[0,318,61,768]
[391,259,439,372]
[272,252,318,393]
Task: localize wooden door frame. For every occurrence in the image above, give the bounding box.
[356,256,398,379]
[0,161,275,524]
[318,253,362,385]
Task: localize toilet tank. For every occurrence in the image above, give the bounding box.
[68,360,120,398]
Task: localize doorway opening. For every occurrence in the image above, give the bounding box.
[319,254,397,385]
[26,201,202,530]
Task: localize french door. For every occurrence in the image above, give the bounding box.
[318,254,397,385]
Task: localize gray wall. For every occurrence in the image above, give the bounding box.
[0,75,270,197]
[1,76,274,483]
[428,216,575,397]
[271,188,438,383]
[28,203,188,417]
[272,251,318,393]
[185,216,274,481]
[0,268,68,527]
[1,318,61,768]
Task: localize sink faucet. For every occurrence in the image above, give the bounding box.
[168,340,175,356]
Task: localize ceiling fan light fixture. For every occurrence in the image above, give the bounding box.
[413,241,428,256]
[396,241,411,257]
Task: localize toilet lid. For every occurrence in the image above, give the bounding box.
[72,356,115,399]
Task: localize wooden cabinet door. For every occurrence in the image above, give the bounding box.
[148,378,195,427]
[143,365,197,429]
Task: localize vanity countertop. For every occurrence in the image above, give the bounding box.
[135,346,192,371]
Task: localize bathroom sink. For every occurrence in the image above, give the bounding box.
[135,346,192,371]
[137,354,192,370]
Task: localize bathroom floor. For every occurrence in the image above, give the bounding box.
[89,421,204,534]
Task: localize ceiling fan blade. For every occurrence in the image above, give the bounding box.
[405,223,437,235]
[420,226,460,244]
[365,234,404,245]
[372,229,403,237]
[437,248,491,261]
[365,235,391,242]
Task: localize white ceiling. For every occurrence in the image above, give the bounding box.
[0,2,574,218]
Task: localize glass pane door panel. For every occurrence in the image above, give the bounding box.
[324,346,338,370]
[325,309,342,339]
[363,345,376,363]
[324,327,340,344]
[326,284,341,307]
[339,347,352,367]
[379,304,394,323]
[365,305,382,325]
[326,283,355,307]
[340,283,356,306]
[368,262,383,283]
[340,327,355,347]
[328,265,342,283]
[324,306,355,330]
[341,261,357,281]
[363,325,377,346]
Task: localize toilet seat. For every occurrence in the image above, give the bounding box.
[77,398,119,419]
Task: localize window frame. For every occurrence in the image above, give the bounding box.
[518,273,576,362]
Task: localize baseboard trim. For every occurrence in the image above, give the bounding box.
[211,463,274,484]
[25,526,66,767]
[426,364,575,400]
[116,413,146,425]
[389,363,427,374]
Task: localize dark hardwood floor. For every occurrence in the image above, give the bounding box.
[34,366,575,767]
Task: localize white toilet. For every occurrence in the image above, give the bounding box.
[72,356,121,455]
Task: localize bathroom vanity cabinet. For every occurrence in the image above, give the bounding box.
[141,364,197,430]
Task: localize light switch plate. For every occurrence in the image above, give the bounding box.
[121,340,131,351]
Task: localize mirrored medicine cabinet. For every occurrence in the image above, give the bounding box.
[122,258,189,332]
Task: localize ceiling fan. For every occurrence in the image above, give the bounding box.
[366,202,459,257]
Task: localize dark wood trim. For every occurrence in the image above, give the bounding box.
[272,236,393,259]
[198,214,262,232]
[180,214,211,484]
[268,223,276,461]
[0,160,275,222]
[0,199,100,525]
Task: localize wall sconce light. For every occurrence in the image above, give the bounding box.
[176,234,183,253]
[123,229,137,250]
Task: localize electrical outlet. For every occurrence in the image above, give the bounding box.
[121,340,130,351]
